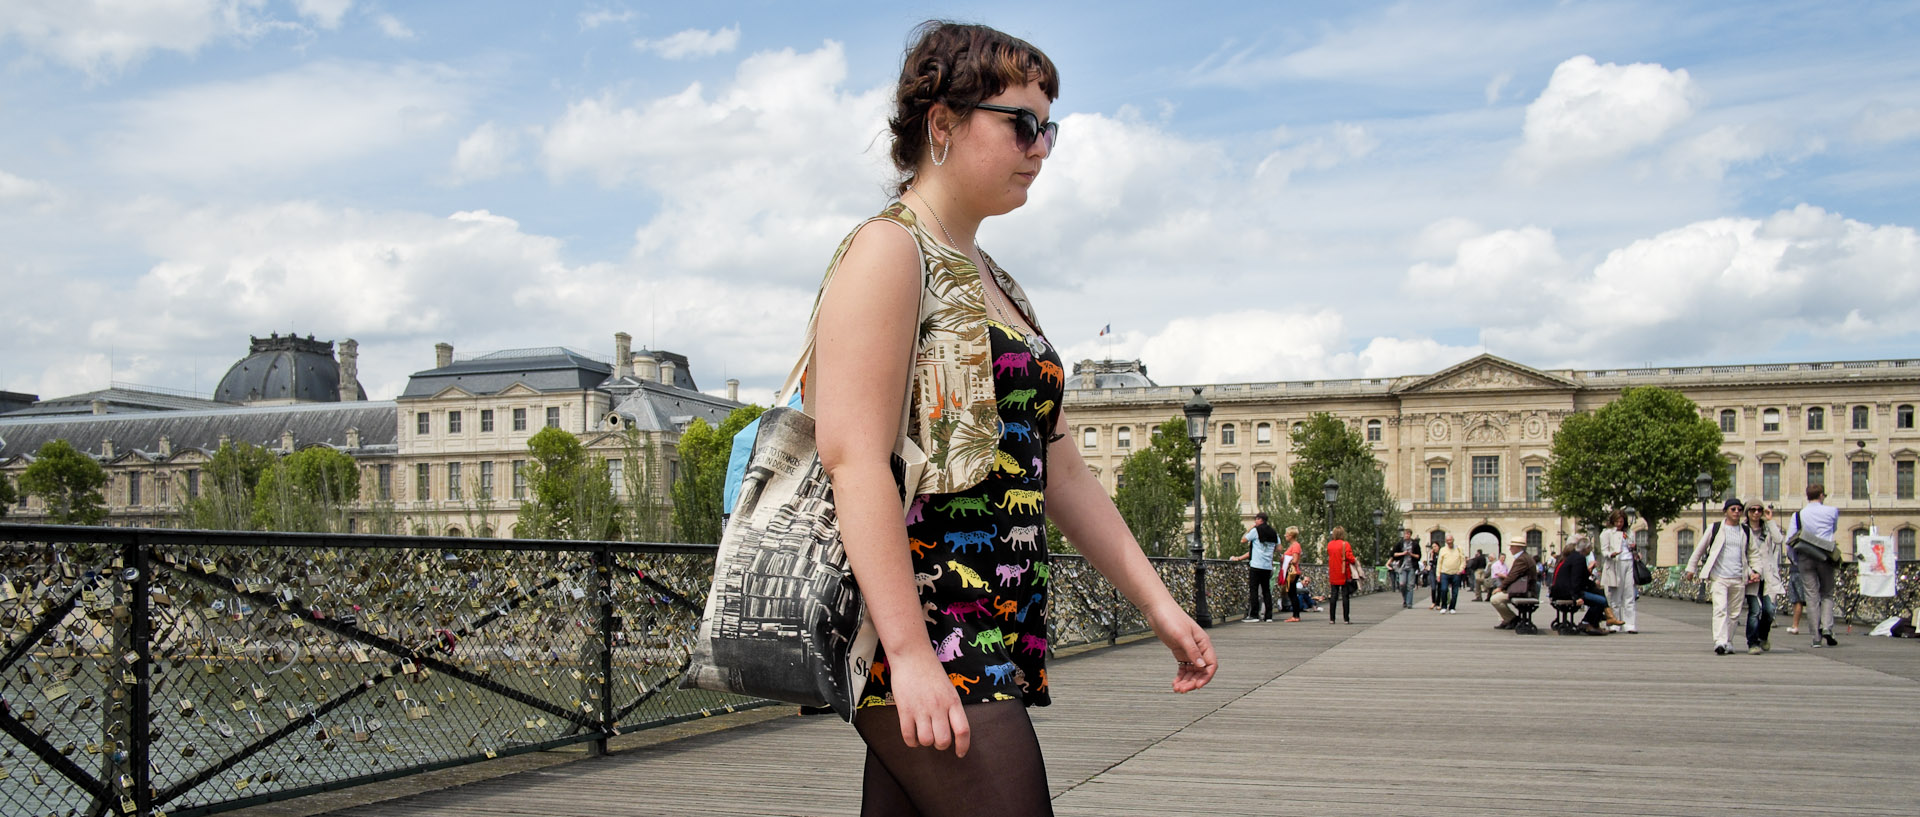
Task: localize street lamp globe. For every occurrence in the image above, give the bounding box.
[1323,478,1340,506]
[1694,471,1714,503]
[1371,508,1385,527]
[1183,387,1212,444]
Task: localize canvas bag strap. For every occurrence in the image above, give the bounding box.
[779,213,926,444]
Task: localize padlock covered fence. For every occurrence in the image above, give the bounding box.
[0,524,1250,817]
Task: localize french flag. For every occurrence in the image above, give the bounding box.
[1098,324,1110,337]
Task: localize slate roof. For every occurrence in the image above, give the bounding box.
[2,387,232,417]
[1069,359,1158,389]
[214,334,364,404]
[400,348,613,399]
[606,382,742,433]
[0,402,399,462]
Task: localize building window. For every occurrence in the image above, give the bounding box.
[1898,404,1915,430]
[127,473,141,506]
[1807,407,1825,431]
[513,408,527,432]
[512,460,527,500]
[1256,470,1272,504]
[186,469,200,499]
[448,411,462,433]
[1083,427,1097,448]
[1852,460,1870,500]
[1116,427,1131,449]
[155,474,169,505]
[1526,530,1542,551]
[481,409,494,432]
[1762,462,1781,503]
[1430,530,1446,547]
[546,406,561,428]
[1366,419,1382,442]
[1220,424,1236,446]
[1525,465,1544,502]
[1898,529,1915,561]
[479,461,494,500]
[1219,471,1236,492]
[1429,467,1447,503]
[448,462,463,501]
[1807,461,1825,494]
[607,458,624,495]
[1256,423,1273,445]
[1898,460,1914,500]
[1678,529,1695,567]
[1762,408,1780,433]
[416,464,431,502]
[1290,421,1305,437]
[1471,456,1499,505]
[1719,409,1736,433]
[1852,405,1870,431]
[377,464,392,500]
[417,412,430,435]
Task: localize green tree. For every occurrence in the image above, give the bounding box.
[1113,415,1201,557]
[252,446,360,532]
[614,428,673,542]
[1200,476,1244,559]
[183,441,277,530]
[516,427,621,540]
[0,474,15,516]
[671,405,767,544]
[1544,385,1729,532]
[20,439,108,525]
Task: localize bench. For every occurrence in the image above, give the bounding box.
[1550,599,1583,633]
[1510,598,1540,635]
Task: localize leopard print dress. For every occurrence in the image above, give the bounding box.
[860,320,1064,709]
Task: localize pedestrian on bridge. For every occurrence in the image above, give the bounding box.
[1599,509,1639,633]
[811,21,1215,817]
[1231,512,1279,622]
[1684,498,1761,655]
[1327,527,1360,624]
[1389,528,1420,608]
[1786,484,1842,649]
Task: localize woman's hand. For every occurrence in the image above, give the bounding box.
[886,652,971,757]
[1146,603,1216,693]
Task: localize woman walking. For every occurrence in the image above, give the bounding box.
[1326,527,1360,624]
[814,22,1214,816]
[1598,510,1639,633]
[1745,505,1785,653]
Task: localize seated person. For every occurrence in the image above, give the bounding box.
[1549,540,1622,635]
[1491,537,1537,629]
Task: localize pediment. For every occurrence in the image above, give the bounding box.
[1395,354,1578,394]
[496,383,543,397]
[428,384,478,400]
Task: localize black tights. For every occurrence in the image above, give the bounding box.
[854,699,1054,817]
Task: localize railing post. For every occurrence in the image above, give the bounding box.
[125,533,152,816]
[590,541,614,757]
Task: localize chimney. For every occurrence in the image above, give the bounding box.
[435,342,454,369]
[633,350,659,383]
[281,429,295,453]
[101,438,115,458]
[91,399,107,415]
[614,332,633,379]
[346,427,361,448]
[726,378,739,401]
[158,435,172,457]
[337,338,360,401]
[659,359,676,387]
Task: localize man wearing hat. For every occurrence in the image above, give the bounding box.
[1684,498,1763,655]
[1489,536,1537,629]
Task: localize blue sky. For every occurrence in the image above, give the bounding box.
[2,1,1916,405]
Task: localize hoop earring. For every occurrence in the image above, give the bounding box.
[927,120,950,166]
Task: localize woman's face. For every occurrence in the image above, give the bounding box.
[945,81,1052,216]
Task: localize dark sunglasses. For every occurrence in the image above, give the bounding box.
[974,103,1058,154]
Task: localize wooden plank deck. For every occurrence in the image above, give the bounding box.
[314,592,1920,816]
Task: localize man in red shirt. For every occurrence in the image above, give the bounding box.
[1326,527,1360,624]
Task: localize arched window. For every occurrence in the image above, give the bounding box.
[1718,409,1736,433]
[1898,404,1915,430]
[1082,427,1098,448]
[1898,528,1915,561]
[1677,529,1696,567]
[1116,427,1132,449]
[1220,424,1236,446]
[1807,407,1825,431]
[1255,423,1273,445]
[1852,405,1870,431]
[1762,408,1781,433]
[1366,419,1383,442]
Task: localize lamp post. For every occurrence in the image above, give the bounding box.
[1694,470,1714,562]
[1322,477,1340,541]
[1371,507,1385,586]
[1858,439,1875,536]
[1183,388,1213,628]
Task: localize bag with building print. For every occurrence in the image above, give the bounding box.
[680,262,927,724]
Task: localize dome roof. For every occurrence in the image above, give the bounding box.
[1069,358,1157,389]
[215,334,363,404]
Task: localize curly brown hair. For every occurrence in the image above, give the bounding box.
[888,21,1059,196]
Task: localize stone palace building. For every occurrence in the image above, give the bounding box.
[4,337,1916,566]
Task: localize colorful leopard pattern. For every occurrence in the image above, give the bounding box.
[861,321,1062,709]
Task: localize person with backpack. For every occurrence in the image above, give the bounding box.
[1684,498,1763,655]
[1231,513,1280,622]
[1786,484,1843,648]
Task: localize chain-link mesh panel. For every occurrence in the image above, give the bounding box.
[606,552,757,728]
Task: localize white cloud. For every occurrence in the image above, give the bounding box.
[0,0,270,76]
[1484,72,1512,105]
[579,6,635,30]
[1058,308,1481,385]
[1662,123,1774,180]
[105,60,467,182]
[293,0,351,29]
[1407,205,1920,364]
[449,122,519,182]
[1254,122,1378,186]
[1852,104,1920,143]
[1510,55,1702,178]
[374,13,413,40]
[634,25,740,60]
[0,169,60,213]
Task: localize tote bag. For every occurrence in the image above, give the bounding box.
[680,235,928,723]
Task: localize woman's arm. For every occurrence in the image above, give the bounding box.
[1044,426,1216,692]
[813,221,970,757]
